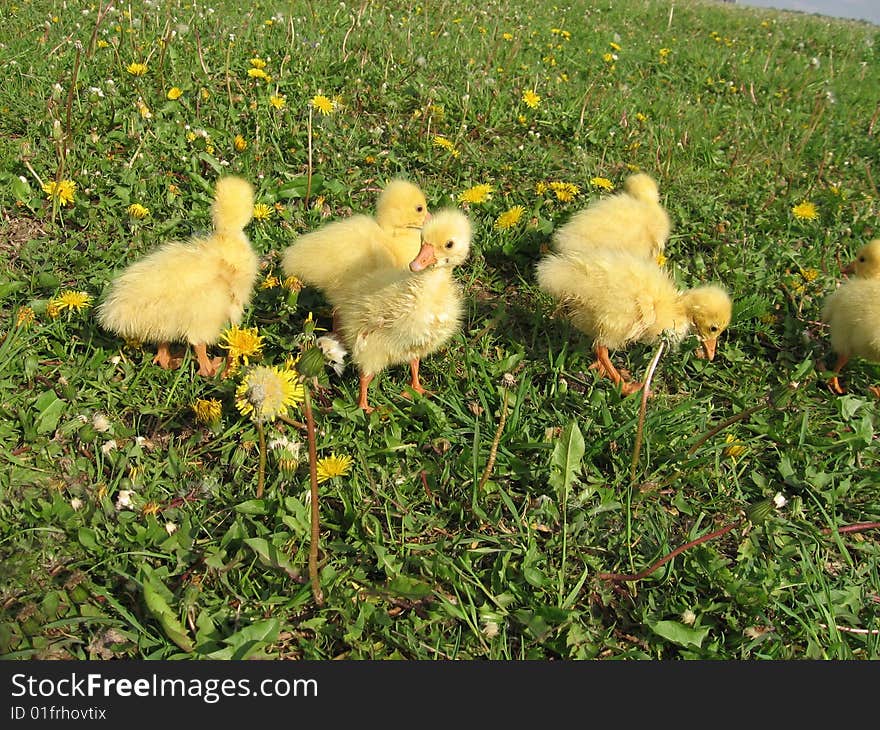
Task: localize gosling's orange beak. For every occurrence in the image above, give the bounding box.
[409,242,437,272]
[702,337,718,361]
[423,210,432,222]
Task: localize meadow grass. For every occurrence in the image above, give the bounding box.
[0,0,878,660]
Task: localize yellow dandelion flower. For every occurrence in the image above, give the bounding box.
[502,32,514,41]
[432,135,460,157]
[659,48,671,60]
[801,268,819,282]
[42,179,77,206]
[549,181,580,202]
[97,40,109,49]
[723,433,746,460]
[283,275,304,292]
[521,89,541,109]
[590,177,614,191]
[200,88,211,100]
[136,99,152,119]
[247,67,270,80]
[141,501,162,516]
[220,324,264,367]
[193,398,223,425]
[127,203,150,219]
[235,365,304,423]
[168,184,180,197]
[535,181,548,196]
[459,184,494,204]
[126,62,148,76]
[656,253,668,267]
[792,201,818,221]
[602,52,615,63]
[610,42,621,51]
[249,57,267,69]
[16,306,36,328]
[311,94,335,115]
[269,94,286,109]
[49,290,92,317]
[166,87,183,100]
[316,453,353,484]
[234,134,248,151]
[261,275,280,290]
[635,112,648,123]
[494,205,525,230]
[253,203,273,220]
[364,154,376,164]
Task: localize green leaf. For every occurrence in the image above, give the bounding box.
[34,391,66,435]
[142,582,194,653]
[243,537,299,578]
[277,174,324,199]
[77,527,99,552]
[0,280,26,299]
[386,575,433,600]
[548,421,585,502]
[234,499,268,515]
[204,618,282,659]
[648,620,711,649]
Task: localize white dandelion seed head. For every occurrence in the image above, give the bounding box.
[681,609,697,626]
[115,489,134,510]
[773,492,787,509]
[92,412,111,432]
[100,439,118,455]
[70,497,83,511]
[165,521,178,535]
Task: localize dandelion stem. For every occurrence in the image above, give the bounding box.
[687,401,768,456]
[477,387,510,492]
[821,522,880,535]
[86,1,112,58]
[256,420,267,499]
[302,385,323,605]
[599,520,743,583]
[630,341,665,483]
[305,106,314,208]
[64,45,81,165]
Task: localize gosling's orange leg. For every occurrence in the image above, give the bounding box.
[402,358,430,399]
[594,345,645,396]
[358,372,376,413]
[827,354,848,395]
[153,342,173,369]
[193,342,222,377]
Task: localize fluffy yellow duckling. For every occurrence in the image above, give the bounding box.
[552,172,671,263]
[280,179,429,311]
[842,238,880,278]
[822,240,880,397]
[536,250,732,395]
[335,208,472,412]
[96,176,258,377]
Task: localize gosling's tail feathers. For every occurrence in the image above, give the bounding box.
[212,176,255,232]
[623,173,660,205]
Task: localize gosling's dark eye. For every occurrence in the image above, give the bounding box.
[445,240,454,249]
[860,256,866,262]
[710,325,719,333]
[416,206,424,213]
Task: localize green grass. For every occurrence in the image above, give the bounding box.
[1,0,879,660]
